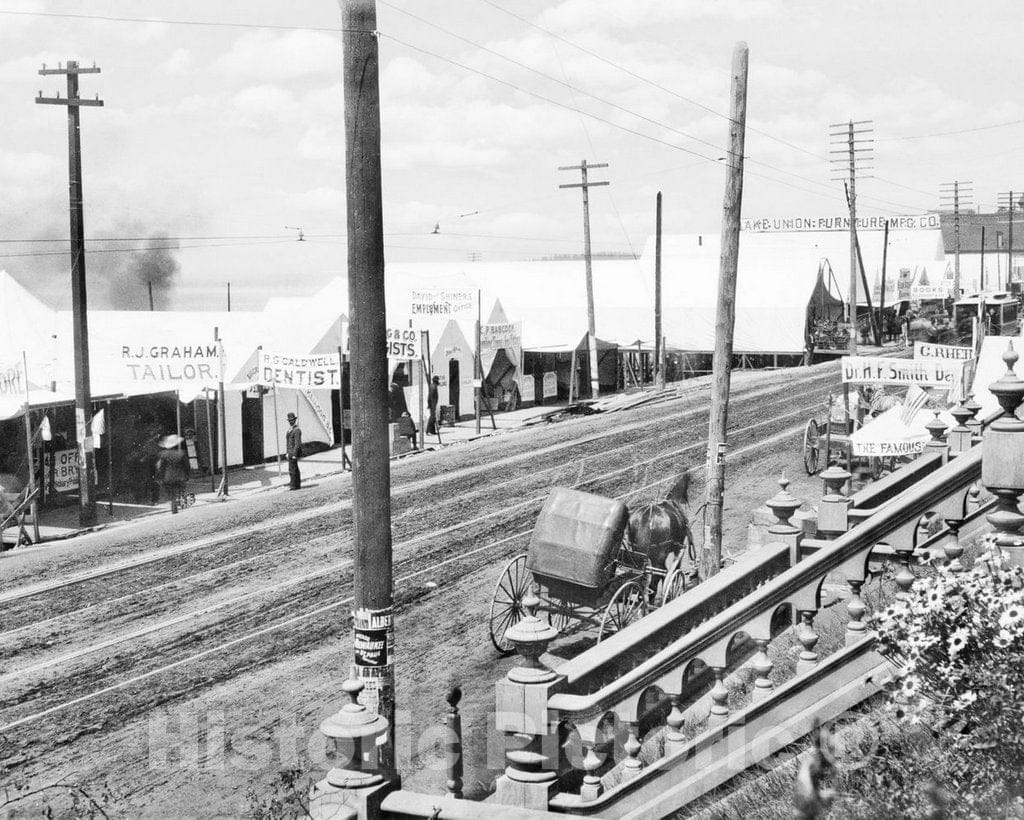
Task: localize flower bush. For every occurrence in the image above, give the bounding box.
[872,538,1024,795]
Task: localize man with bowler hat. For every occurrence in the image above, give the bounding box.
[286,412,303,490]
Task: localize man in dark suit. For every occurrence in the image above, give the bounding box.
[286,412,302,490]
[426,375,440,435]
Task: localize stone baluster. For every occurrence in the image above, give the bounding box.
[894,554,915,602]
[942,518,965,573]
[621,722,643,780]
[707,668,730,727]
[948,400,974,454]
[924,410,949,462]
[580,744,605,801]
[751,639,774,702]
[845,580,868,645]
[766,473,804,564]
[494,584,560,809]
[796,611,820,674]
[981,343,1024,571]
[964,392,983,438]
[445,686,463,799]
[316,677,390,814]
[665,694,686,755]
[817,465,852,538]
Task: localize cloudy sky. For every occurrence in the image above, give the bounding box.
[1,0,1022,309]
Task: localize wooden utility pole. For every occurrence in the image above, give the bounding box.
[701,42,748,581]
[214,327,228,497]
[829,119,873,353]
[148,281,154,310]
[655,191,666,391]
[880,219,889,337]
[560,160,608,399]
[36,60,103,527]
[340,0,395,765]
[941,181,972,298]
[980,226,987,292]
[227,282,232,312]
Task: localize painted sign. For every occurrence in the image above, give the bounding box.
[385,326,422,360]
[841,356,962,388]
[911,285,950,301]
[44,449,79,493]
[410,288,476,317]
[0,361,25,398]
[542,371,558,398]
[114,343,221,383]
[914,342,975,361]
[256,350,341,388]
[302,389,333,438]
[742,213,941,233]
[519,375,535,404]
[480,322,522,351]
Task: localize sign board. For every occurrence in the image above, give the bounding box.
[518,375,535,404]
[849,405,951,457]
[741,213,940,233]
[111,342,221,384]
[914,342,975,361]
[44,449,79,494]
[841,356,962,388]
[385,326,421,361]
[480,321,522,352]
[255,350,341,389]
[542,372,558,399]
[911,285,950,301]
[410,288,476,318]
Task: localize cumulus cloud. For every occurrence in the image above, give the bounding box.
[214,30,340,83]
[162,48,194,77]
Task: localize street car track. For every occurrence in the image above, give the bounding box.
[0,368,840,613]
[0,408,816,732]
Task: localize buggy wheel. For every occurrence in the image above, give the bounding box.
[661,568,689,604]
[598,580,648,642]
[489,554,533,655]
[803,419,821,475]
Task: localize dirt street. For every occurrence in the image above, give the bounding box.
[0,362,843,818]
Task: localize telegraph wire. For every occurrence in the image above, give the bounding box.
[0,9,356,33]
[877,118,1024,142]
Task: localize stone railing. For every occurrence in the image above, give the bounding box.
[492,442,985,812]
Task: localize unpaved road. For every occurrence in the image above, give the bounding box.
[0,363,844,818]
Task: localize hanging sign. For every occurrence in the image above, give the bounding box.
[914,342,974,361]
[542,372,558,398]
[841,356,962,388]
[386,326,421,360]
[410,288,476,317]
[256,350,341,388]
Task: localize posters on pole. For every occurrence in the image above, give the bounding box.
[255,350,342,388]
[841,356,963,389]
[410,288,476,318]
[385,326,422,361]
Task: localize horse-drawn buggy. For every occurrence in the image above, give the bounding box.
[489,478,695,654]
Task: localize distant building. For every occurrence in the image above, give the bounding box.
[939,208,1024,290]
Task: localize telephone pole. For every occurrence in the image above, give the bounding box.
[997,190,1020,289]
[36,60,103,527]
[701,42,748,581]
[560,160,608,399]
[829,119,873,354]
[941,181,973,298]
[338,0,396,772]
[654,191,665,391]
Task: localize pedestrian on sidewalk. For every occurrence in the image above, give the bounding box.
[286,412,303,490]
[155,434,189,514]
[426,375,440,435]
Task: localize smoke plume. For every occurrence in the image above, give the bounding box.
[106,233,181,310]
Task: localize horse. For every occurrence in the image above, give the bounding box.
[626,473,697,597]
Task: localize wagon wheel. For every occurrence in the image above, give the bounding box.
[597,580,648,642]
[661,568,689,604]
[803,418,821,475]
[489,554,533,655]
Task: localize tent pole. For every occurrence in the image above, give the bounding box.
[215,327,229,498]
[569,348,577,404]
[21,351,39,542]
[175,391,182,438]
[272,382,282,476]
[418,338,425,451]
[205,389,215,492]
[106,399,113,517]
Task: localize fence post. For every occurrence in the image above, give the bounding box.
[445,687,463,799]
[947,400,974,454]
[964,392,983,439]
[817,465,851,537]
[493,584,560,809]
[923,410,949,463]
